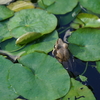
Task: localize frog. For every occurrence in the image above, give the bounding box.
[52,38,70,63]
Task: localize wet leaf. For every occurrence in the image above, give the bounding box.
[16,32,42,45]
[0,56,18,100]
[96,61,100,73]
[0,22,12,42]
[9,52,70,100]
[70,13,100,29]
[79,0,100,14]
[79,75,88,82]
[63,78,96,100]
[57,4,81,26]
[0,5,14,21]
[38,0,78,14]
[7,1,35,12]
[7,9,57,44]
[0,30,58,54]
[68,28,100,61]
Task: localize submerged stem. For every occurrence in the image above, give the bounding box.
[81,62,88,76]
[57,27,70,35]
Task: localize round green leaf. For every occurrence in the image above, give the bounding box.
[9,52,70,100]
[7,9,57,39]
[16,32,42,45]
[38,0,78,14]
[68,28,100,61]
[0,56,18,100]
[77,13,100,28]
[79,75,88,82]
[0,5,14,21]
[79,0,100,14]
[63,78,96,100]
[57,4,81,26]
[7,1,35,12]
[0,30,58,54]
[0,22,12,42]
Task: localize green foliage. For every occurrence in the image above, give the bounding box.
[0,56,18,100]
[0,30,58,54]
[70,13,100,29]
[96,61,100,73]
[68,28,100,61]
[57,4,81,26]
[0,5,14,21]
[79,75,88,82]
[79,0,100,14]
[0,0,99,99]
[38,0,78,14]
[11,52,70,100]
[0,22,12,42]
[7,9,57,45]
[7,1,35,12]
[63,78,96,100]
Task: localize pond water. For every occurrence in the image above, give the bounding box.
[64,57,100,100]
[57,30,100,100]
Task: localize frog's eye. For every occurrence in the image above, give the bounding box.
[16,32,42,45]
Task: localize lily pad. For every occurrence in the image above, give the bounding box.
[96,61,100,73]
[0,56,18,100]
[0,30,58,54]
[0,22,12,42]
[57,4,81,26]
[0,5,14,21]
[79,75,88,82]
[79,0,100,14]
[68,28,100,61]
[9,52,70,100]
[38,0,78,14]
[63,78,96,100]
[70,13,100,29]
[7,9,57,44]
[7,1,35,12]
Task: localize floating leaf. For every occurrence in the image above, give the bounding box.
[0,56,18,100]
[63,78,96,100]
[7,1,35,12]
[9,52,70,100]
[0,30,58,54]
[0,22,12,42]
[96,61,100,73]
[0,5,14,21]
[70,13,100,29]
[16,32,42,45]
[79,0,100,14]
[38,0,78,14]
[57,4,81,26]
[68,28,100,61]
[79,75,88,82]
[7,9,57,44]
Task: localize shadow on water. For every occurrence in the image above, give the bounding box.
[49,26,100,100]
[63,54,100,100]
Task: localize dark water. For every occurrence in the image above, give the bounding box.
[56,25,100,100]
[64,58,100,100]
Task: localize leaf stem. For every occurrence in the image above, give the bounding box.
[58,26,70,34]
[81,62,88,76]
